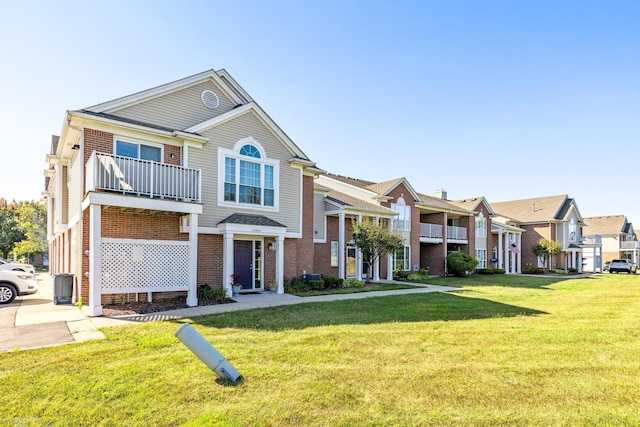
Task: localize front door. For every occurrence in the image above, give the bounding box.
[233,240,263,291]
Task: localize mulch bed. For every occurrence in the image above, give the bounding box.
[102,297,235,316]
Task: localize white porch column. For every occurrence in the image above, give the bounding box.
[276,236,285,294]
[355,215,363,280]
[223,232,234,297]
[86,204,102,317]
[373,217,380,282]
[186,213,198,307]
[497,230,503,270]
[387,218,394,280]
[338,212,346,279]
[577,250,583,273]
[504,232,510,274]
[516,233,522,273]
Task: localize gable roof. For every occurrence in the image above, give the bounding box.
[325,190,397,216]
[87,69,247,113]
[582,215,629,235]
[491,195,577,223]
[365,177,421,202]
[449,196,495,215]
[416,193,475,215]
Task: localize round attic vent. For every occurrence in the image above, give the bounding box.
[201,90,219,109]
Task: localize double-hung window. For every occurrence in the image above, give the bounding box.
[219,139,278,209]
[476,249,487,269]
[394,246,410,271]
[116,140,162,162]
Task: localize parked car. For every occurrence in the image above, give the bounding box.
[608,259,637,274]
[0,258,35,274]
[0,270,38,304]
[603,261,610,272]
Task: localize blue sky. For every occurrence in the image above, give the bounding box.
[1,1,639,226]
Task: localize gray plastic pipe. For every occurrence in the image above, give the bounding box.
[174,323,242,383]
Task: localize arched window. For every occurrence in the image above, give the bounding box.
[219,138,278,208]
[475,212,487,238]
[391,197,411,231]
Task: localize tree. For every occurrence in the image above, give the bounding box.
[531,238,563,271]
[12,201,48,261]
[352,217,405,283]
[446,251,479,277]
[0,199,47,261]
[0,199,25,258]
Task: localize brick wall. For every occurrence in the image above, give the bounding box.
[101,207,186,240]
[197,234,223,288]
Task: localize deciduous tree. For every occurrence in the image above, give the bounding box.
[352,217,405,283]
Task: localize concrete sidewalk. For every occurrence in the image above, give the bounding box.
[1,273,457,352]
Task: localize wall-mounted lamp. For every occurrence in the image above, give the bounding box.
[170,153,175,159]
[84,250,90,257]
[71,144,80,150]
[267,242,275,252]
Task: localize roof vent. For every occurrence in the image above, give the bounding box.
[201,90,219,109]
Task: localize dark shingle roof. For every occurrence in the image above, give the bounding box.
[77,109,202,136]
[218,214,285,228]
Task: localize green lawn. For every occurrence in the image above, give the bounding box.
[2,274,640,426]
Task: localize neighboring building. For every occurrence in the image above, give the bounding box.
[448,197,524,274]
[44,70,322,316]
[491,195,589,271]
[314,177,477,278]
[582,215,639,268]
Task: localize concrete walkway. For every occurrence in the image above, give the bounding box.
[0,273,457,352]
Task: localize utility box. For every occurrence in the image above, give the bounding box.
[53,274,74,304]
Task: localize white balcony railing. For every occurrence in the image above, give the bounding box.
[581,235,602,245]
[447,225,467,240]
[420,223,443,239]
[621,241,640,250]
[86,152,201,202]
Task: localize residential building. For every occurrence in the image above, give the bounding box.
[491,195,588,271]
[582,215,639,268]
[448,197,524,273]
[44,70,322,316]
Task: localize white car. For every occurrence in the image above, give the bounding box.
[608,259,637,274]
[0,270,38,304]
[0,258,35,275]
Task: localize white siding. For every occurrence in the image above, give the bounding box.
[189,111,301,234]
[110,81,237,130]
[67,150,82,223]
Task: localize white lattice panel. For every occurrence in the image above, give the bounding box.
[101,239,190,294]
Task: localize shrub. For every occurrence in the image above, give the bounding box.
[285,276,308,293]
[446,252,479,277]
[407,273,425,281]
[324,277,342,289]
[569,268,578,273]
[343,278,363,288]
[309,280,325,290]
[490,268,505,274]
[397,271,411,280]
[522,266,544,274]
[550,269,568,275]
[476,269,493,275]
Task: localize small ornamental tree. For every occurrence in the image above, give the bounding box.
[531,238,563,272]
[352,217,405,283]
[446,251,479,277]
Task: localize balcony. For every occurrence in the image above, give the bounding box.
[621,241,640,250]
[580,235,602,246]
[419,223,468,244]
[447,225,468,243]
[420,223,443,243]
[86,152,201,203]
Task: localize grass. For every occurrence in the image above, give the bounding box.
[2,274,640,426]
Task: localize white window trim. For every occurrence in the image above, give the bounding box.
[391,201,411,232]
[330,241,339,267]
[476,249,487,269]
[113,136,164,162]
[217,138,280,211]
